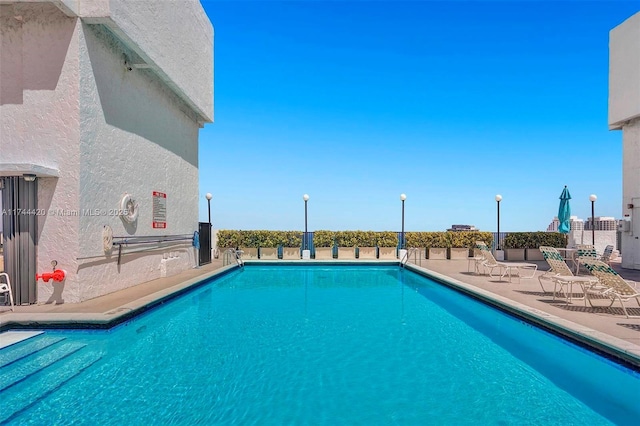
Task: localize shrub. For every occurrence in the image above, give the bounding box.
[216,230,242,248]
[377,231,399,247]
[448,231,494,248]
[526,232,567,248]
[334,231,360,247]
[503,232,566,249]
[405,231,494,249]
[313,230,335,247]
[216,230,301,248]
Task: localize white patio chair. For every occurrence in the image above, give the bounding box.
[478,243,537,282]
[579,259,640,318]
[0,272,15,311]
[538,246,597,303]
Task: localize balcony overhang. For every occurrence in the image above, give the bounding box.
[0,163,60,178]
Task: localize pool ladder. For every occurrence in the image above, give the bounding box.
[222,248,245,268]
[400,248,420,268]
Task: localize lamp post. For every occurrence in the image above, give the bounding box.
[400,194,406,249]
[205,193,212,260]
[495,194,502,251]
[302,194,310,259]
[206,193,212,225]
[589,194,597,246]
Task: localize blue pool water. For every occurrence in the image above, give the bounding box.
[1,265,639,425]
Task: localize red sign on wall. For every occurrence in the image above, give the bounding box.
[152,191,167,228]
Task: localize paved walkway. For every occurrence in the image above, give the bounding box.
[1,256,640,365]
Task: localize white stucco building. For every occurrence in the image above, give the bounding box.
[609,12,640,270]
[0,0,213,304]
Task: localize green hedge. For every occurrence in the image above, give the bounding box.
[377,231,399,247]
[217,230,398,248]
[333,230,398,247]
[217,230,564,250]
[448,231,494,248]
[217,230,302,248]
[313,230,335,247]
[405,231,493,249]
[503,232,567,249]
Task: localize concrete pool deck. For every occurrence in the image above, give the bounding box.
[1,257,640,366]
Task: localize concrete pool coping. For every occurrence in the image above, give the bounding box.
[404,263,640,369]
[1,258,640,369]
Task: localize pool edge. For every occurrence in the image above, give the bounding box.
[404,263,640,370]
[0,264,239,331]
[2,261,640,371]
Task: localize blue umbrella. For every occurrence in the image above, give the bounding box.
[558,186,571,234]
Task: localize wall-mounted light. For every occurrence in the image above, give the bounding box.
[23,174,36,182]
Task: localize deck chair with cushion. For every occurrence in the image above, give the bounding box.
[478,243,537,282]
[0,272,15,311]
[538,246,598,302]
[579,258,640,318]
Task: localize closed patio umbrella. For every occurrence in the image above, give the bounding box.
[558,186,571,234]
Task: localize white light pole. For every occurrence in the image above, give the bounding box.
[302,194,310,259]
[206,193,213,262]
[589,194,597,246]
[205,193,212,226]
[495,194,502,253]
[399,194,407,263]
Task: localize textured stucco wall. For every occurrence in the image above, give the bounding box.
[567,230,618,257]
[609,13,640,269]
[609,12,640,129]
[8,1,213,124]
[1,1,212,303]
[75,23,199,301]
[74,0,211,123]
[0,3,82,303]
[620,120,640,269]
[101,0,213,123]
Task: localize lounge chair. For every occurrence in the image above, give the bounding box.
[0,272,15,311]
[579,259,640,318]
[478,243,537,282]
[538,246,597,302]
[600,245,614,264]
[468,241,488,274]
[576,244,597,259]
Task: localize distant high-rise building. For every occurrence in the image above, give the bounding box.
[585,217,617,231]
[546,216,583,232]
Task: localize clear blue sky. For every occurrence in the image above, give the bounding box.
[198,0,639,233]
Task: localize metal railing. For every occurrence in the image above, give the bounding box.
[112,234,194,266]
[222,248,244,268]
[400,247,421,267]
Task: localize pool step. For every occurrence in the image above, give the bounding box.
[0,349,103,425]
[0,335,67,369]
[0,341,87,392]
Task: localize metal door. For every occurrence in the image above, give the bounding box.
[198,222,211,265]
[1,177,37,305]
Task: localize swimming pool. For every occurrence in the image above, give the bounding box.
[1,265,639,424]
